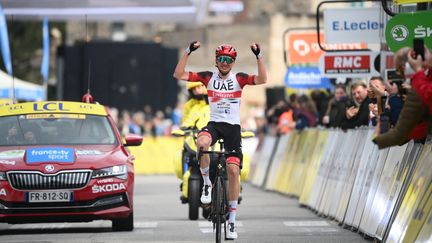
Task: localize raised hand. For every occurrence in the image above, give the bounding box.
[186,41,201,55]
[250,43,262,59]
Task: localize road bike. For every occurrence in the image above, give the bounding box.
[197,131,254,242]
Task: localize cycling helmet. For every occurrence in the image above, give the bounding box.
[215,44,237,59]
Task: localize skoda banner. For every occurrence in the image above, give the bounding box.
[284,66,331,89]
[385,11,432,52]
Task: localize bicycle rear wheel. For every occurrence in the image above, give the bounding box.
[214,176,223,243]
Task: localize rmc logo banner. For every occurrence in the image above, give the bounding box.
[385,11,432,52]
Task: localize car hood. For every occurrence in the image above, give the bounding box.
[0,145,127,173]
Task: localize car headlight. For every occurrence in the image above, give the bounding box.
[0,172,6,181]
[92,165,127,180]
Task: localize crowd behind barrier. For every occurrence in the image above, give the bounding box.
[248,128,432,242]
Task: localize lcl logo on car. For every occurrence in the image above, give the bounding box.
[45,164,55,172]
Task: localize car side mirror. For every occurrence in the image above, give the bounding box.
[124,134,143,146]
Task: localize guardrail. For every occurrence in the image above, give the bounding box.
[249,128,432,242]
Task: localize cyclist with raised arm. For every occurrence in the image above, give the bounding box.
[173,41,267,239]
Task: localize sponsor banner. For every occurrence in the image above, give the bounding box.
[0,101,107,117]
[394,0,432,4]
[286,31,367,65]
[26,148,75,163]
[363,144,408,239]
[324,7,385,44]
[386,142,432,242]
[299,130,329,205]
[250,136,277,187]
[0,150,25,158]
[318,51,381,78]
[76,150,103,156]
[335,130,367,222]
[92,183,126,193]
[26,114,86,119]
[344,129,376,227]
[284,67,331,89]
[359,148,390,233]
[385,11,432,52]
[0,160,15,165]
[265,135,290,191]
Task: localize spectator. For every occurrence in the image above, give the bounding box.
[293,94,318,130]
[266,100,288,135]
[408,45,432,111]
[322,85,354,128]
[341,81,371,129]
[310,89,330,126]
[368,76,389,127]
[276,102,295,135]
[373,45,431,149]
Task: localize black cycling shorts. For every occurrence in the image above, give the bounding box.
[199,121,243,168]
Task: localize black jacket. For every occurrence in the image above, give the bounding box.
[341,97,371,129]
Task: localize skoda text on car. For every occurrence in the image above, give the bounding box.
[0,101,142,231]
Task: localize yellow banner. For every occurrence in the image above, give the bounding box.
[0,101,107,117]
[394,0,432,4]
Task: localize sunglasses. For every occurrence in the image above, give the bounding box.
[217,56,234,64]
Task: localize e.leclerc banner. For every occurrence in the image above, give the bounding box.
[385,11,432,52]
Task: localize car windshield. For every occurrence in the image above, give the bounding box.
[0,114,117,146]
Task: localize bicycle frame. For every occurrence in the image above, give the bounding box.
[198,140,230,243]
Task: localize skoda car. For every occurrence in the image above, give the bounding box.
[0,101,142,231]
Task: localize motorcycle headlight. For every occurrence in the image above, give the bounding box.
[92,165,127,180]
[0,171,6,181]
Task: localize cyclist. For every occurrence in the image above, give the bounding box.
[173,41,267,239]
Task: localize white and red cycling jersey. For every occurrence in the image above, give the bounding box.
[188,71,256,125]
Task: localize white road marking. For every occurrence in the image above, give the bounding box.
[283,221,330,227]
[134,221,158,228]
[283,220,339,233]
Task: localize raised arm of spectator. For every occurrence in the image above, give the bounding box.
[408,47,432,106]
[173,41,200,80]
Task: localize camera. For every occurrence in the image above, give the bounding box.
[413,38,425,61]
[385,69,406,95]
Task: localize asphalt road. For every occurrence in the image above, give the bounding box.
[0,175,369,243]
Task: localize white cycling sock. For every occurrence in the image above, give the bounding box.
[228,200,238,223]
[200,167,212,186]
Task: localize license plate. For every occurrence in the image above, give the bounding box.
[27,191,73,203]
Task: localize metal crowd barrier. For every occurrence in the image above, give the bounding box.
[249,128,432,242]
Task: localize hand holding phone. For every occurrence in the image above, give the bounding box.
[413,38,425,61]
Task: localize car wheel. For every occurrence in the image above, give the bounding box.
[188,179,200,220]
[112,212,134,231]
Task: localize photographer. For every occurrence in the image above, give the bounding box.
[372,44,431,149]
[408,45,432,112]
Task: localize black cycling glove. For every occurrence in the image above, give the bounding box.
[251,43,262,59]
[186,41,199,55]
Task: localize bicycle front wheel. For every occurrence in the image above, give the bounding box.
[214,176,224,243]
